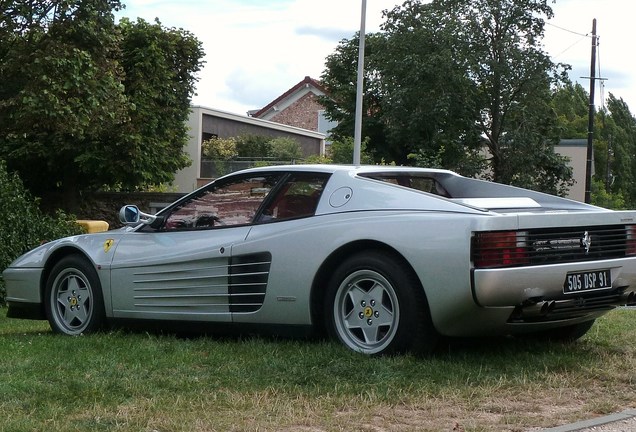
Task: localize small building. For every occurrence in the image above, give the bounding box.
[555,139,588,202]
[173,105,326,193]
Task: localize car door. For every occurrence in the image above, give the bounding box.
[232,172,331,325]
[109,173,282,322]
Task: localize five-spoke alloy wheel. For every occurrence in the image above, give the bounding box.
[45,255,105,335]
[333,269,399,354]
[325,251,437,355]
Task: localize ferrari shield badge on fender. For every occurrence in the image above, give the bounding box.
[103,239,115,253]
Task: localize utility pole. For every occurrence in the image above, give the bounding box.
[584,19,597,204]
[353,0,367,166]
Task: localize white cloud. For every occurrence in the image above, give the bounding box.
[118,0,397,114]
[118,0,636,115]
[545,0,634,109]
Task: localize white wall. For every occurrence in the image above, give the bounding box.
[172,107,203,193]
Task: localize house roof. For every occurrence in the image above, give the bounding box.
[191,105,326,139]
[251,76,328,118]
[558,138,587,147]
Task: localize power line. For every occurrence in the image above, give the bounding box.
[552,35,589,58]
[546,21,591,38]
[545,22,592,58]
[597,37,605,109]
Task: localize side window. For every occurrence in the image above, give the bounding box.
[259,174,329,222]
[163,175,280,231]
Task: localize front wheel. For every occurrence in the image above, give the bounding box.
[324,251,437,355]
[45,255,106,335]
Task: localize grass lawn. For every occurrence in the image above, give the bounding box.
[0,307,634,431]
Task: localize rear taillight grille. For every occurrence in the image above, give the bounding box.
[473,231,529,268]
[627,225,636,256]
[473,225,636,269]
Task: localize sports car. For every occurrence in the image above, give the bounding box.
[4,165,636,355]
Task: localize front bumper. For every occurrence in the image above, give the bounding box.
[4,266,44,305]
[6,302,45,320]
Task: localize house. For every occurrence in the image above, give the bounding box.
[173,105,326,193]
[249,76,337,136]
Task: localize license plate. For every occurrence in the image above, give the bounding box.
[564,269,611,294]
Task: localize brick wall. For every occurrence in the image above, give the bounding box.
[269,93,323,131]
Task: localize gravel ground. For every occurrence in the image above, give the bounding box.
[538,411,636,432]
[577,417,636,432]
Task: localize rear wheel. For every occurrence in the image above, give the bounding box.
[324,251,437,355]
[45,255,106,335]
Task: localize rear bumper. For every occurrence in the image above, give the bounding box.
[472,257,636,321]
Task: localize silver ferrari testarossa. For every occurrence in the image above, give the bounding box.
[4,165,636,355]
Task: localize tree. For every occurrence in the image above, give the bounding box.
[321,0,573,193]
[113,18,203,190]
[320,33,389,161]
[329,137,374,164]
[603,94,636,206]
[444,0,567,183]
[0,0,128,208]
[551,82,636,208]
[0,161,82,303]
[551,81,589,138]
[0,1,204,209]
[378,1,484,173]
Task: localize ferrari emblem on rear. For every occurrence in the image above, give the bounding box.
[581,231,592,254]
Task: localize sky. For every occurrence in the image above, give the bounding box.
[116,0,634,117]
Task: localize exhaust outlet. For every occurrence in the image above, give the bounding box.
[620,291,636,305]
[522,300,555,317]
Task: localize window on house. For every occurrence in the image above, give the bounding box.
[202,132,218,142]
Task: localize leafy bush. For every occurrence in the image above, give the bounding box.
[268,137,302,160]
[329,137,374,164]
[303,154,333,164]
[591,179,626,209]
[202,135,304,173]
[201,137,239,176]
[0,162,84,304]
[235,134,271,158]
[201,137,238,160]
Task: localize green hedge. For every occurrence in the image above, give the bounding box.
[0,162,84,304]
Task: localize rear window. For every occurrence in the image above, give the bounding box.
[359,173,451,197]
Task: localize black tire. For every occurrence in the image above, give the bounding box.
[44,255,106,335]
[324,251,438,355]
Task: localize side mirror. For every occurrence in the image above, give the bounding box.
[119,205,158,226]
